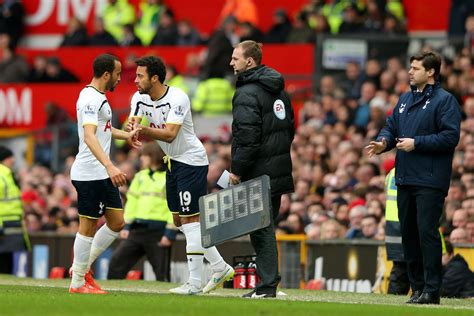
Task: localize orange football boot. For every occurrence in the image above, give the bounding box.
[69,283,107,294]
[69,268,103,290]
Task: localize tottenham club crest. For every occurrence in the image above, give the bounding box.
[399,103,406,114]
[273,99,286,120]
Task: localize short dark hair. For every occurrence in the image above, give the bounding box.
[93,54,119,78]
[135,56,166,83]
[410,51,441,80]
[237,40,262,65]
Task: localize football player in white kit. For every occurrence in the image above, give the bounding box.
[69,54,141,294]
[128,56,233,295]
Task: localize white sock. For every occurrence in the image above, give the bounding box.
[182,222,204,288]
[70,233,93,289]
[87,225,120,270]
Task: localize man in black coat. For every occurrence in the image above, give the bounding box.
[441,241,474,298]
[367,52,462,305]
[229,40,295,298]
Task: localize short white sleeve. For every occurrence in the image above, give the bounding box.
[130,91,144,118]
[166,92,190,125]
[81,102,100,126]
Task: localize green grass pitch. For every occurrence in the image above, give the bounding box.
[1,275,473,316]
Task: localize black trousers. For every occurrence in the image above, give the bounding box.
[250,194,281,290]
[397,185,445,294]
[107,229,171,281]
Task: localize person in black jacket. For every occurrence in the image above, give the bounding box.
[229,40,295,298]
[441,241,474,298]
[367,51,462,305]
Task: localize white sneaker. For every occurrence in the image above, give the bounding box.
[169,282,202,295]
[202,264,235,294]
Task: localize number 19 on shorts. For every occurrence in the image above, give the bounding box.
[179,191,191,213]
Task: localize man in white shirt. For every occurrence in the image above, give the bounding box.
[70,54,140,294]
[129,56,233,295]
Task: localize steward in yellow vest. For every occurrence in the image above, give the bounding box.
[0,146,30,274]
[108,142,176,281]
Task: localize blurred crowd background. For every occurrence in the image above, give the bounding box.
[1,0,473,247]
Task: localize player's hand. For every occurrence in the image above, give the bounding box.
[127,128,142,149]
[159,235,172,247]
[229,173,241,185]
[125,117,138,132]
[396,138,415,152]
[106,164,127,187]
[120,230,129,239]
[365,138,387,158]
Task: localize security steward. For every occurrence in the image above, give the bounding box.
[385,168,409,294]
[107,142,177,281]
[0,146,30,274]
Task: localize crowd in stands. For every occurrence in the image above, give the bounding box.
[2,1,474,248]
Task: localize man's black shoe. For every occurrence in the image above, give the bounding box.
[415,292,440,305]
[242,288,276,298]
[405,290,422,304]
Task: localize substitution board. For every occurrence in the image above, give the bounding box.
[199,175,272,248]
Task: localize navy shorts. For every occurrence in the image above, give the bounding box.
[72,178,123,219]
[166,160,208,217]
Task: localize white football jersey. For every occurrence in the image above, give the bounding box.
[130,87,208,166]
[71,86,113,181]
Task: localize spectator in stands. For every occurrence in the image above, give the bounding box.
[0,0,24,48]
[27,55,48,82]
[345,205,365,239]
[0,33,27,83]
[441,241,474,298]
[464,14,474,54]
[354,81,377,129]
[176,20,202,46]
[383,12,406,35]
[201,15,237,79]
[360,214,379,239]
[287,12,314,43]
[44,57,79,83]
[320,0,348,34]
[338,4,364,34]
[165,64,189,94]
[151,9,178,46]
[453,209,468,229]
[101,0,135,43]
[264,8,292,43]
[60,17,88,47]
[120,24,142,46]
[238,21,263,43]
[339,61,364,99]
[364,0,385,33]
[450,227,468,244]
[320,219,346,240]
[89,18,118,46]
[135,0,164,46]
